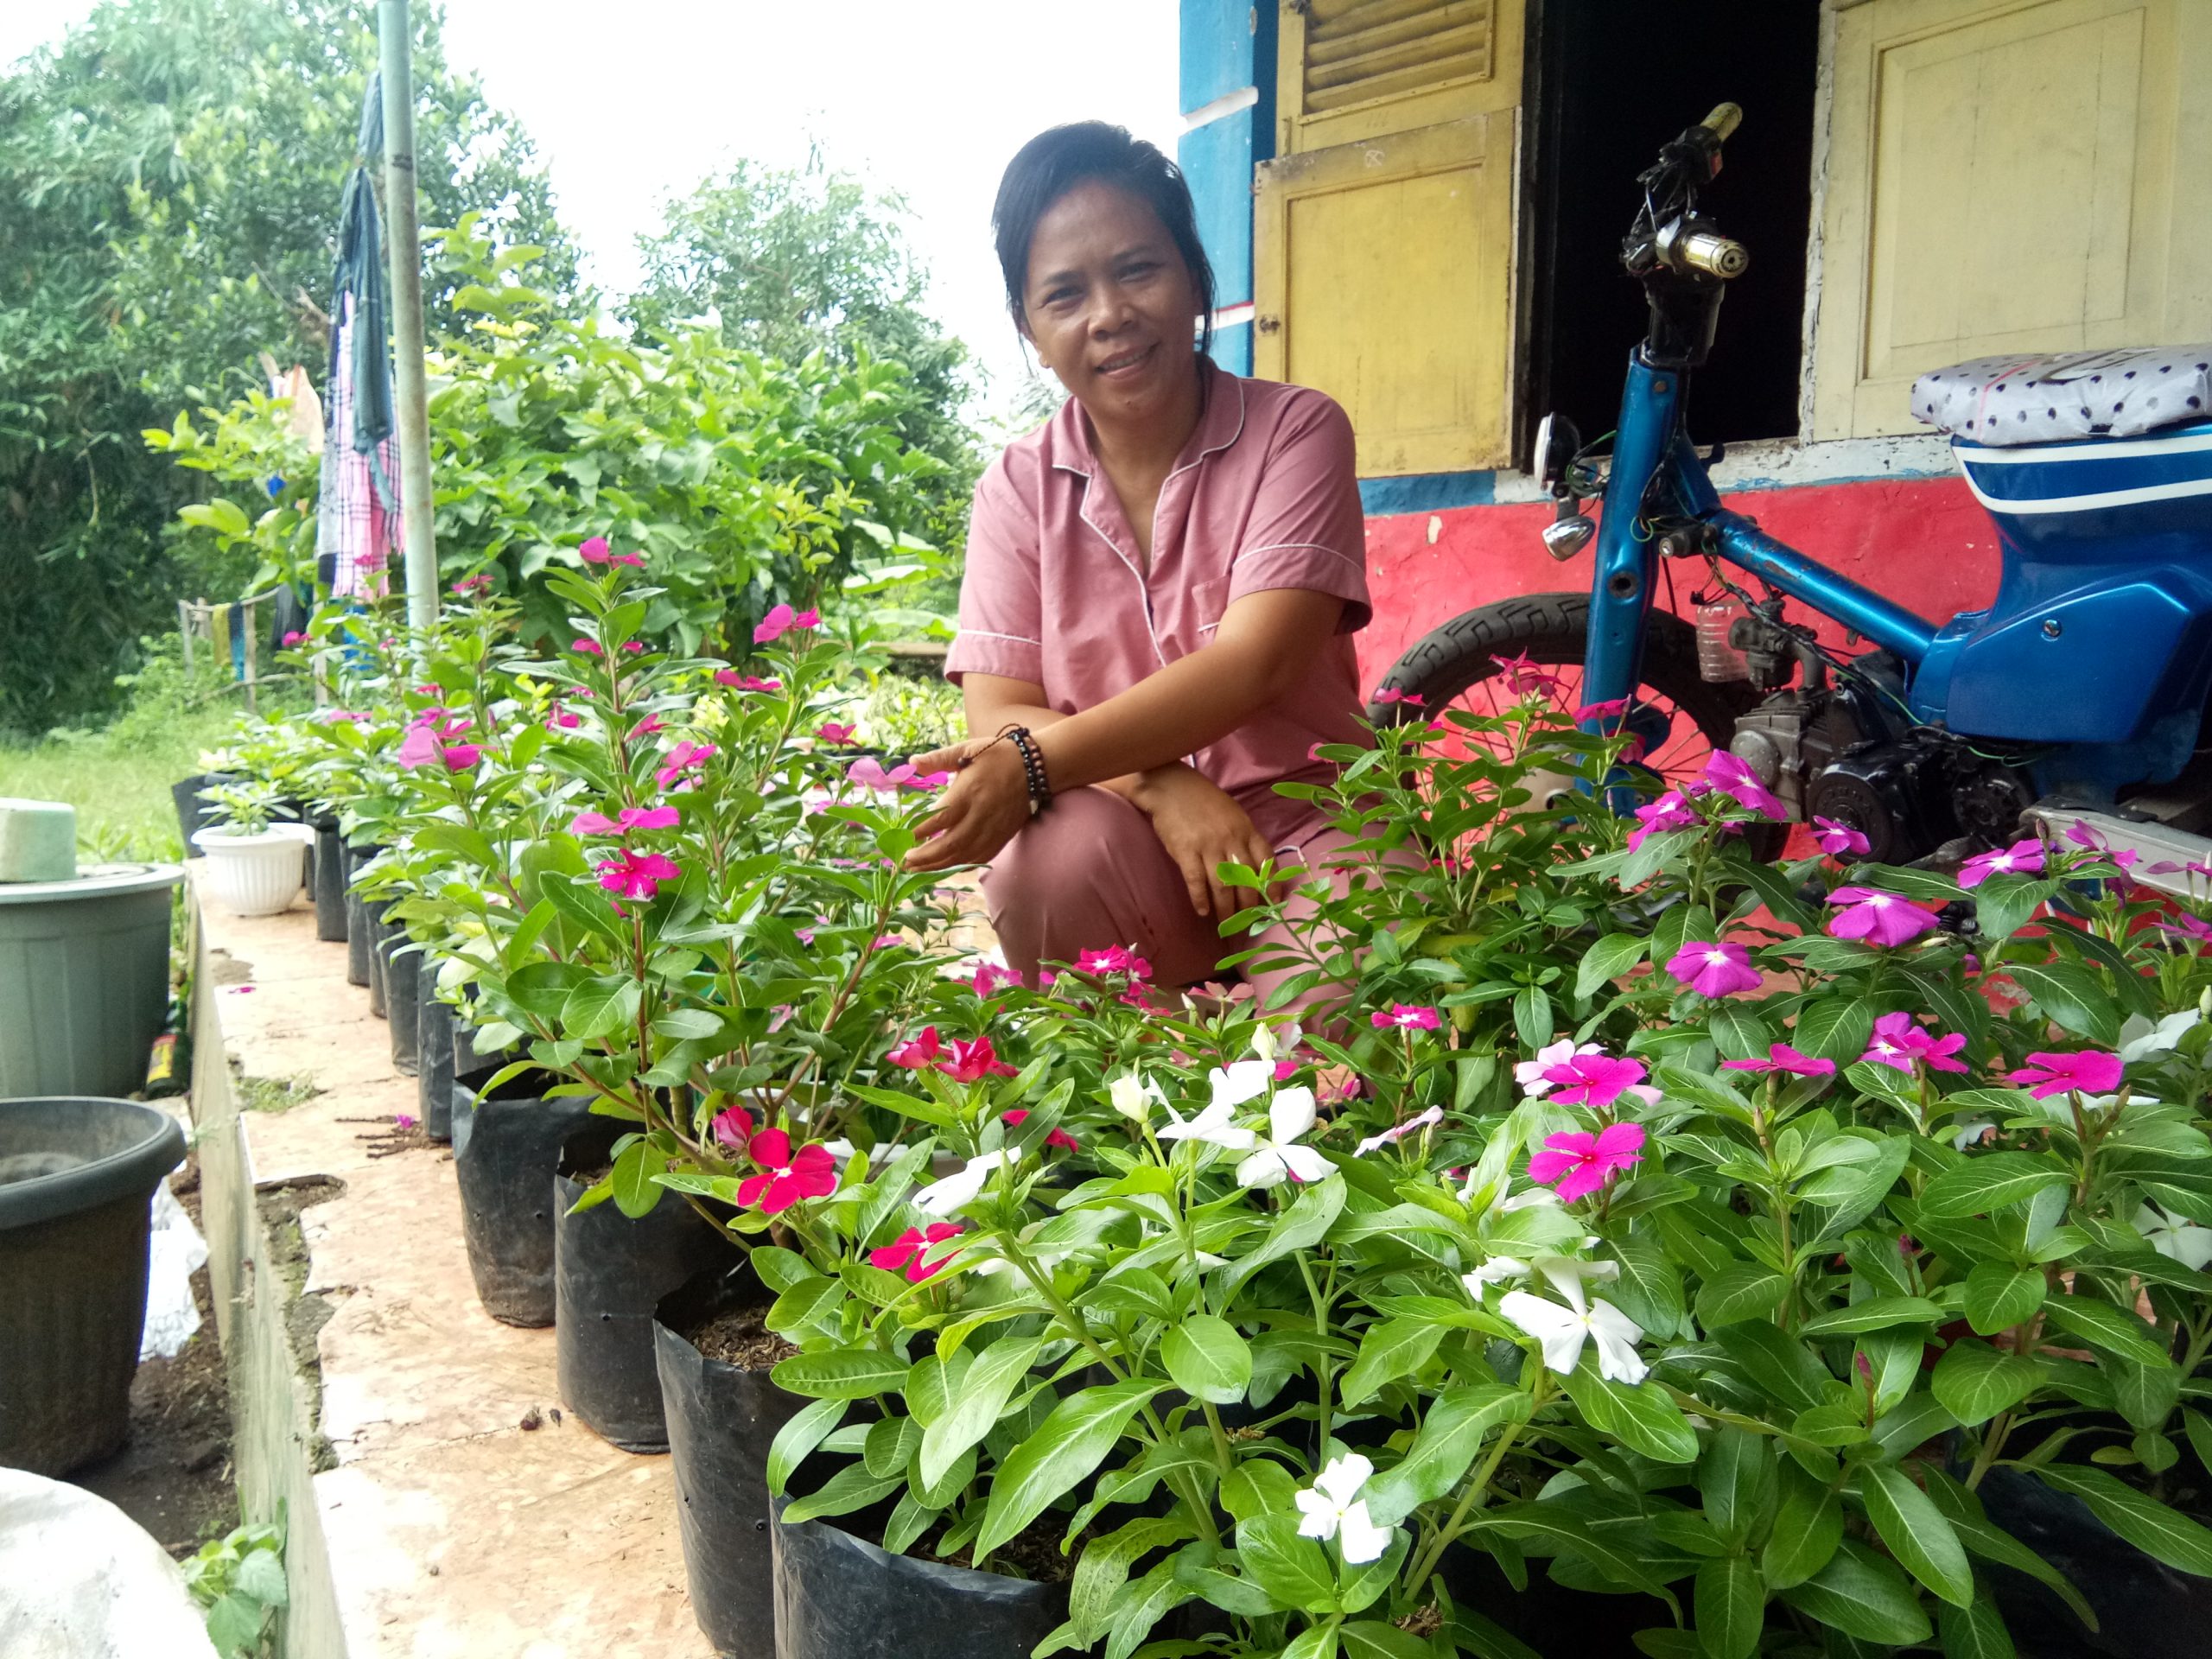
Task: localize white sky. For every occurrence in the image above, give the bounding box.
[3,0,1183,423]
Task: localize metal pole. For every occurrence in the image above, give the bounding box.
[377,0,438,632]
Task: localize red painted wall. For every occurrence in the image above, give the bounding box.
[1355,474,2003,687]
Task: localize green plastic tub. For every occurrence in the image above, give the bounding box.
[0,865,182,1099]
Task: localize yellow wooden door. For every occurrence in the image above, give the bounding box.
[1811,0,2212,441]
[1254,0,1526,475]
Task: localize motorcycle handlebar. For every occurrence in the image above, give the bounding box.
[1700,102,1743,143]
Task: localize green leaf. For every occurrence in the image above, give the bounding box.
[2040,1294,2176,1368]
[1930,1339,2044,1426]
[1567,1370,1700,1464]
[2033,1465,2212,1577]
[1859,1464,1974,1606]
[1777,1538,1932,1646]
[1577,933,1650,1000]
[1161,1314,1254,1407]
[749,1245,812,1294]
[1694,1556,1764,1659]
[1962,1263,2045,1335]
[1218,1175,1345,1300]
[1798,1296,1942,1338]
[1472,1503,1681,1615]
[1707,1003,1773,1064]
[232,1546,289,1608]
[771,1349,908,1401]
[782,1463,905,1523]
[1761,1458,1843,1589]
[1340,1621,1433,1659]
[2005,961,2121,1046]
[1940,1595,2018,1659]
[1338,1317,1445,1408]
[1512,986,1554,1047]
[1700,1427,1776,1549]
[1235,1513,1339,1615]
[1070,1516,1196,1643]
[1448,1607,1543,1659]
[1792,997,1875,1065]
[1281,1625,1338,1659]
[1220,1460,1300,1522]
[974,1381,1163,1559]
[766,1398,845,1496]
[1696,1264,1789,1330]
[1364,1385,1530,1524]
[559,973,642,1041]
[863,1415,922,1478]
[1713,1319,1833,1411]
[918,1333,1042,1491]
[609,1137,662,1218]
[1922,1469,2099,1631]
[1916,1153,2070,1218]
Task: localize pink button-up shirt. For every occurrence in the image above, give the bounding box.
[944,362,1370,848]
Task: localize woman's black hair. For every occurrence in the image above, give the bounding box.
[992,121,1217,360]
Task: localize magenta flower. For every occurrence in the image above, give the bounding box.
[1528,1123,1647,1202]
[578,536,612,563]
[620,641,645,654]
[753,603,820,644]
[1960,839,2044,888]
[1491,652,1566,697]
[2065,822,2139,870]
[887,1027,944,1070]
[440,744,481,772]
[869,1223,963,1283]
[848,756,949,792]
[715,671,783,691]
[1541,1052,1656,1109]
[1720,1043,1837,1077]
[572,639,604,656]
[1666,940,1762,998]
[1812,817,1871,857]
[817,722,859,746]
[1576,697,1630,724]
[1075,944,1151,980]
[1370,1003,1441,1031]
[1827,887,1941,947]
[939,1035,1017,1084]
[282,630,306,646]
[1698,752,1783,819]
[968,961,1020,997]
[570,804,679,836]
[2006,1050,2123,1098]
[655,741,716,790]
[594,848,680,901]
[629,714,665,739]
[710,1106,753,1150]
[1861,1011,1969,1075]
[452,573,493,595]
[736,1129,837,1213]
[545,708,581,731]
[1003,1109,1079,1152]
[1629,790,1700,851]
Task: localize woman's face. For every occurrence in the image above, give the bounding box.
[1020,180,1201,427]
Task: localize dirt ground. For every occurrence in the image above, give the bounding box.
[65,1154,239,1557]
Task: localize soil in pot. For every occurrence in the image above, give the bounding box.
[450,1071,599,1326]
[553,1127,729,1452]
[0,1097,188,1476]
[654,1267,809,1657]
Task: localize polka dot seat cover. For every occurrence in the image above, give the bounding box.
[1911,346,2212,445]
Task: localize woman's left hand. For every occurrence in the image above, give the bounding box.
[901,737,1032,872]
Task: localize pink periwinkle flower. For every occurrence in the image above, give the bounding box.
[817,722,859,746]
[1720,1043,1837,1077]
[1665,939,1763,999]
[1826,887,1941,947]
[594,848,680,902]
[629,714,665,739]
[655,741,717,790]
[1002,1109,1079,1152]
[570,804,680,836]
[2006,1050,2124,1099]
[1075,945,1152,981]
[1541,1052,1656,1109]
[968,960,1021,997]
[1698,751,1783,820]
[715,671,783,691]
[710,1106,754,1150]
[578,537,613,563]
[620,641,645,654]
[1959,839,2045,888]
[1491,652,1566,697]
[869,1223,963,1283]
[572,639,604,657]
[439,744,481,772]
[887,1027,945,1070]
[282,630,306,646]
[1575,697,1630,724]
[848,756,949,792]
[940,1035,1018,1084]
[2065,822,2139,870]
[1861,1011,1968,1075]
[1628,790,1700,851]
[1371,687,1426,707]
[1812,817,1871,858]
[736,1128,837,1213]
[1371,1003,1441,1031]
[545,708,581,732]
[452,574,493,595]
[321,709,372,724]
[753,603,821,645]
[2160,912,2212,945]
[1528,1122,1647,1202]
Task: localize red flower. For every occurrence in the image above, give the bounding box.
[869,1222,963,1282]
[710,1105,754,1149]
[736,1129,837,1213]
[1002,1109,1078,1152]
[887,1027,944,1069]
[594,848,680,901]
[940,1035,1017,1084]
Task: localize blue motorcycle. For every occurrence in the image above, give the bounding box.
[1373,105,2212,887]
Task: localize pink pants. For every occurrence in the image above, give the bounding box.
[980,786,1364,1014]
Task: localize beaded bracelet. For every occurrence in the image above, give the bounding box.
[994,724,1054,816]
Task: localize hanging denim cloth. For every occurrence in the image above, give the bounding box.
[315,74,404,601]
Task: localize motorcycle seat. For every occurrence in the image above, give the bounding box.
[1911,345,2212,446]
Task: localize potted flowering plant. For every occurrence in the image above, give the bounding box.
[189,779,310,917]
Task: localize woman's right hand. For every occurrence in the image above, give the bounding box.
[1130,766,1281,923]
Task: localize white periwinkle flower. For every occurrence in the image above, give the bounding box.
[1235,1087,1330,1189]
[1209,1058,1274,1112]
[1355,1105,1443,1157]
[1514,1039,1601,1096]
[1156,1098,1257,1152]
[1461,1255,1531,1293]
[2120,1009,2201,1063]
[1500,1262,1647,1384]
[912,1147,1020,1218]
[2136,1203,2212,1270]
[1294,1452,1395,1565]
[1250,1020,1304,1065]
[1109,1071,1163,1126]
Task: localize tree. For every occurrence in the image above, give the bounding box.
[0,0,571,732]
[625,156,979,556]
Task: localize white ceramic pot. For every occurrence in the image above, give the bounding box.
[189,824,311,917]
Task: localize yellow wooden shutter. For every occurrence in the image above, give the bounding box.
[1255,0,1525,475]
[1810,0,2212,441]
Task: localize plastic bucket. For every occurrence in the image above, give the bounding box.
[0,1097,187,1475]
[190,826,309,918]
[0,865,181,1099]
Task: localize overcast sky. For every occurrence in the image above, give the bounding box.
[3,0,1183,422]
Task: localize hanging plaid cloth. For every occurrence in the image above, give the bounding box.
[316,74,404,600]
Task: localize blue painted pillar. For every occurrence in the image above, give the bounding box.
[1177,0,1274,377]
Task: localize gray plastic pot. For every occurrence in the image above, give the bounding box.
[0,864,182,1099]
[0,1096,187,1475]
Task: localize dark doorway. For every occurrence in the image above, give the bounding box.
[1521,0,1821,455]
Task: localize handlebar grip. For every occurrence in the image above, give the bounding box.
[1700,102,1743,142]
[1677,228,1749,278]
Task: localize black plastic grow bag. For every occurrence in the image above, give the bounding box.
[553,1126,727,1452]
[416,981,454,1141]
[653,1267,810,1656]
[0,1097,187,1475]
[378,919,419,1076]
[312,818,346,942]
[1978,1465,2212,1656]
[450,1071,598,1326]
